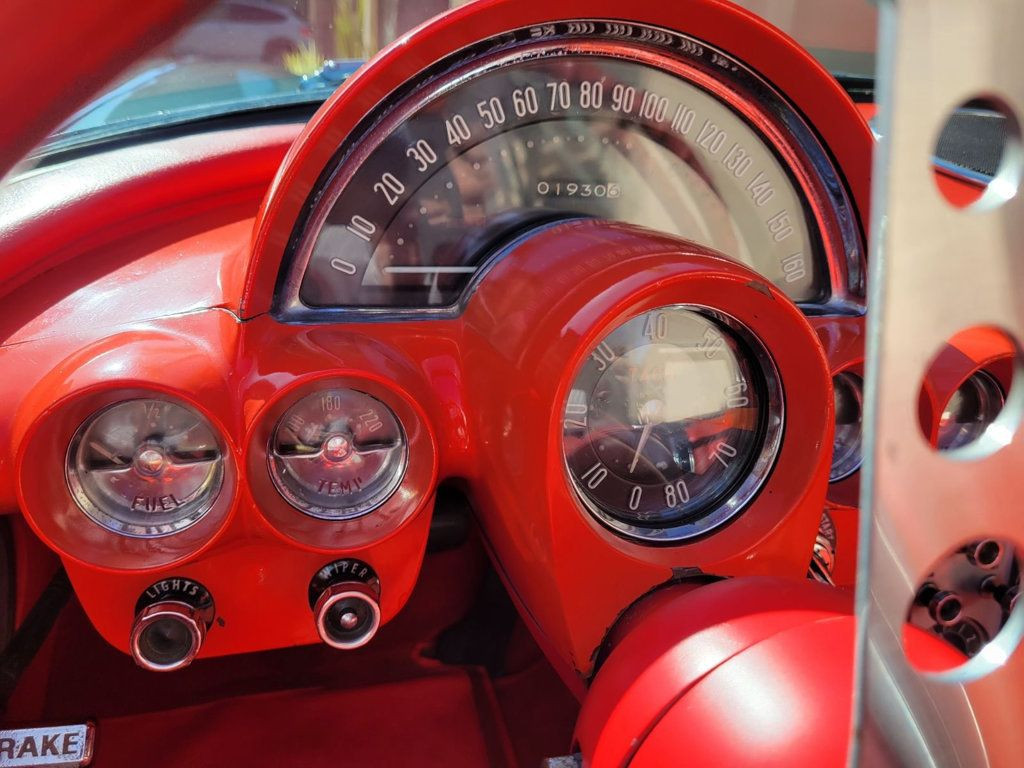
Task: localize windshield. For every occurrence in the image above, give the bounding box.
[46,0,877,151]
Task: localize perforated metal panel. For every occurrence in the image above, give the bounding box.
[854,1,1024,765]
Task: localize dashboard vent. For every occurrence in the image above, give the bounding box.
[934,103,1007,179]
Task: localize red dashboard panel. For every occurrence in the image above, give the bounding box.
[0,0,892,688]
[4,3,1021,766]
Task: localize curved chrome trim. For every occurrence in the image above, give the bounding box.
[829,370,864,482]
[130,601,206,672]
[313,581,382,650]
[932,157,992,188]
[275,21,864,323]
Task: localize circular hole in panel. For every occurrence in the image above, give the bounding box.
[904,538,1024,680]
[934,96,1023,211]
[919,328,1021,459]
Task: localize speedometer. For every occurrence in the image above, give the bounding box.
[277,22,860,319]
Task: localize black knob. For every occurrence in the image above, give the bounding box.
[313,581,381,649]
[131,602,206,671]
[941,619,989,657]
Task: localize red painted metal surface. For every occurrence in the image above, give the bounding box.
[0,125,300,308]
[577,578,964,767]
[11,303,441,656]
[8,0,1014,763]
[460,221,833,679]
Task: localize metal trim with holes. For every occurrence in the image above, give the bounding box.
[854,1,1024,765]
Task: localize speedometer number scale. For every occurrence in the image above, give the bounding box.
[279,21,858,319]
[563,307,782,542]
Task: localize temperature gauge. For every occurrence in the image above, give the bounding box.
[66,399,225,537]
[269,389,407,520]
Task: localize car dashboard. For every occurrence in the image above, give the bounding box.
[0,1,1016,764]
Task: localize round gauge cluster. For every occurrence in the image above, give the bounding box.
[64,389,410,539]
[66,399,224,538]
[278,22,859,319]
[562,306,783,542]
[268,389,408,520]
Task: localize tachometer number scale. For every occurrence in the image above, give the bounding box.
[563,306,783,541]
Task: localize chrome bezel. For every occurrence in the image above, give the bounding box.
[936,369,1007,453]
[275,20,864,322]
[829,370,864,482]
[130,601,206,672]
[64,398,225,538]
[563,304,785,544]
[267,389,409,520]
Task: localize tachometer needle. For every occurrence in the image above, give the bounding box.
[629,423,653,474]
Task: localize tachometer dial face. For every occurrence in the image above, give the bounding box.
[281,23,859,318]
[562,306,783,542]
[66,399,225,538]
[269,389,407,520]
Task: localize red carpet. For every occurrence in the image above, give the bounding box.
[4,539,579,767]
[93,672,510,768]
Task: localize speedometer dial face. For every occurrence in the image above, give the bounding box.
[280,23,860,318]
[563,306,783,542]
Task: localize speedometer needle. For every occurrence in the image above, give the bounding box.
[629,423,653,474]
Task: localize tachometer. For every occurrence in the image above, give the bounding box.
[278,22,860,319]
[562,305,783,542]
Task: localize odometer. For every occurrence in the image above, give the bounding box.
[279,22,859,318]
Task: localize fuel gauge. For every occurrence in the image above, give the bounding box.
[66,398,225,538]
[269,389,407,520]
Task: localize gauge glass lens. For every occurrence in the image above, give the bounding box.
[562,307,782,541]
[66,399,224,537]
[830,372,863,481]
[286,25,853,315]
[269,389,407,520]
[937,371,1005,451]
